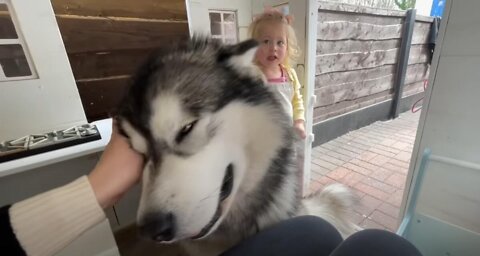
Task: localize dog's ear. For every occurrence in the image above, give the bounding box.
[119,119,148,155]
[218,39,260,77]
[218,39,258,70]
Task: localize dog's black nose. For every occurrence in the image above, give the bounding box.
[139,212,176,242]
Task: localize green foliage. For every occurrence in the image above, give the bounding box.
[394,0,416,10]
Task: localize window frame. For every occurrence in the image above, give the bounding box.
[0,0,37,81]
[208,10,238,44]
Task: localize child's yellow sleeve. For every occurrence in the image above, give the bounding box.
[289,68,305,121]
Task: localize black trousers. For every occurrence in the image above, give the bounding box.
[221,215,422,256]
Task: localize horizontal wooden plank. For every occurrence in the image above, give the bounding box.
[315,74,394,107]
[318,10,404,25]
[77,77,130,121]
[405,63,430,84]
[315,64,396,88]
[317,21,403,41]
[68,49,154,79]
[316,47,398,74]
[316,44,427,74]
[316,22,431,51]
[412,21,432,45]
[408,45,430,65]
[315,64,427,109]
[318,1,406,17]
[403,81,427,97]
[316,21,432,47]
[57,16,189,54]
[317,38,401,55]
[316,62,428,89]
[52,0,187,21]
[313,91,392,123]
[317,22,431,48]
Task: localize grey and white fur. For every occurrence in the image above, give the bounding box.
[116,37,359,256]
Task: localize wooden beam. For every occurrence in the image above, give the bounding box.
[408,45,429,64]
[315,75,394,107]
[403,81,427,97]
[68,49,154,79]
[314,90,392,122]
[51,0,187,21]
[315,63,428,104]
[318,10,403,25]
[411,21,432,44]
[56,16,189,54]
[77,76,130,121]
[316,44,426,75]
[390,9,416,119]
[317,21,402,41]
[315,64,396,89]
[318,1,406,17]
[317,39,400,55]
[316,48,399,74]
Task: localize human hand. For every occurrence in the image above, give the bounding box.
[88,122,144,208]
[294,120,307,139]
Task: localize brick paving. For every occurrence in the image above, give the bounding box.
[309,111,421,231]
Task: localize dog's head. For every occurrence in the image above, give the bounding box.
[116,38,288,243]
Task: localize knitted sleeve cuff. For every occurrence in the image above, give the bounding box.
[9,176,106,256]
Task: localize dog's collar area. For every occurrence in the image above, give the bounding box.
[191,163,234,240]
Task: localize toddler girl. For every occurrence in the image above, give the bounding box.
[249,9,306,139]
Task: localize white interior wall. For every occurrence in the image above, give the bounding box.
[403,0,480,234]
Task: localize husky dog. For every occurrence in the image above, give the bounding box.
[116,38,358,256]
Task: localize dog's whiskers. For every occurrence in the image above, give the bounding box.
[198,186,221,202]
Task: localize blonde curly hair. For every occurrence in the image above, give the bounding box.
[248,9,300,69]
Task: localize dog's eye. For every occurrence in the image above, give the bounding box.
[175,120,198,143]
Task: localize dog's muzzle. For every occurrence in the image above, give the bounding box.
[138,164,234,242]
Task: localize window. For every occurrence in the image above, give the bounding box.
[0,1,36,81]
[209,10,238,44]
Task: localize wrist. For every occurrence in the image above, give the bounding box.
[88,169,110,209]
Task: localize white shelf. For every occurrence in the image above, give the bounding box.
[0,118,112,178]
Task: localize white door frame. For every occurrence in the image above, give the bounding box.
[299,0,318,196]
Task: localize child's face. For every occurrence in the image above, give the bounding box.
[255,22,288,70]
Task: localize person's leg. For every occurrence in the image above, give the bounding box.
[330,229,422,256]
[220,215,343,256]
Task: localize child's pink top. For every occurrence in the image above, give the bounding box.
[266,68,288,83]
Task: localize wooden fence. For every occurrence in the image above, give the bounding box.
[51,0,189,121]
[314,2,433,124]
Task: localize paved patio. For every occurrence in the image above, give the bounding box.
[309,110,421,231]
